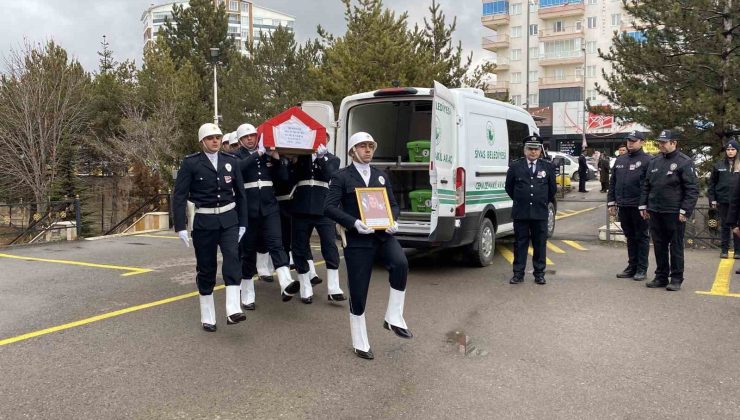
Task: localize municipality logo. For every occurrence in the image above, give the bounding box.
[486,121,495,146]
[434,115,442,145]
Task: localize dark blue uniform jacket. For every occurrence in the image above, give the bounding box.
[505,158,557,221]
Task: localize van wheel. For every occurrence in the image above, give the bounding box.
[465,218,495,267]
[547,202,556,238]
[571,171,579,182]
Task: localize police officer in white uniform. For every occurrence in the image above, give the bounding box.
[325,132,412,360]
[173,123,248,332]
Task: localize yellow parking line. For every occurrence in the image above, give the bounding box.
[527,247,554,265]
[561,240,588,251]
[695,257,740,298]
[0,253,152,277]
[135,234,178,239]
[555,206,602,220]
[497,245,514,264]
[546,242,566,254]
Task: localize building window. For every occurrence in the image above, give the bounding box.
[553,21,564,32]
[511,94,522,106]
[611,13,621,26]
[588,0,597,4]
[540,0,585,7]
[587,17,597,28]
[511,26,522,38]
[624,31,647,43]
[529,70,539,81]
[229,0,238,11]
[587,89,597,101]
[528,94,538,107]
[554,68,566,80]
[483,1,510,16]
[575,20,582,30]
[512,72,522,83]
[511,49,522,61]
[586,65,597,77]
[529,47,539,59]
[586,41,597,53]
[529,24,538,36]
[511,2,522,15]
[543,38,582,59]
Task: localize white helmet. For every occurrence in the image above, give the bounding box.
[228,131,239,145]
[221,132,232,144]
[348,132,376,155]
[236,123,257,140]
[198,123,222,142]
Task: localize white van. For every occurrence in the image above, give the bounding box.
[301,81,556,266]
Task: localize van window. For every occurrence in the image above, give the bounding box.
[347,100,432,161]
[506,119,531,162]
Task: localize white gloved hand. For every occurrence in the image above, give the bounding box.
[257,139,266,156]
[354,220,374,234]
[177,230,190,248]
[316,144,328,157]
[238,226,246,243]
[385,221,399,235]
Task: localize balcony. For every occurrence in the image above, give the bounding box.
[482,34,510,51]
[486,81,510,93]
[539,75,583,89]
[538,0,585,20]
[482,13,510,29]
[539,26,583,41]
[539,50,585,66]
[492,58,511,72]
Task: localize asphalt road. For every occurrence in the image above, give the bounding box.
[1,182,738,419]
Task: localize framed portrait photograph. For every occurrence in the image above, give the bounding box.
[355,187,394,230]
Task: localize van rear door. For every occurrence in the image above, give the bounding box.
[301,101,336,152]
[429,81,458,242]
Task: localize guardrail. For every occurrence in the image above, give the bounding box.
[1,198,81,246]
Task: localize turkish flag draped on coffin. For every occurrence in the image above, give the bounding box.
[257,106,327,155]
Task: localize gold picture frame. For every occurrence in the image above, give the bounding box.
[355,187,394,230]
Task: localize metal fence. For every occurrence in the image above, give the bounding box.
[0,198,81,246]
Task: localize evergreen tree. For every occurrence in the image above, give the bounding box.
[598,0,739,151]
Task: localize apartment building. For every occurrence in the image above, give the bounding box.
[482,0,647,153]
[141,1,295,55]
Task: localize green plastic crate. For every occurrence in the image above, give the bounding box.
[406,140,431,162]
[409,189,433,213]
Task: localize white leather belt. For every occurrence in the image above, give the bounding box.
[276,195,292,201]
[194,202,235,214]
[296,180,329,188]
[244,180,274,189]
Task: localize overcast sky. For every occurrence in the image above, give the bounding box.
[1,0,491,72]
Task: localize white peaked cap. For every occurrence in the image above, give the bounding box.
[221,132,232,144]
[228,131,239,145]
[198,123,223,142]
[236,123,257,139]
[348,132,376,153]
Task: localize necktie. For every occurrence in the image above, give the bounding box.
[530,162,535,175]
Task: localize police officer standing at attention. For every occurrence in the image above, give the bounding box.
[173,123,248,332]
[578,149,589,193]
[291,142,345,304]
[233,123,299,306]
[325,132,412,360]
[505,135,557,285]
[608,131,652,281]
[639,130,699,291]
[708,139,740,258]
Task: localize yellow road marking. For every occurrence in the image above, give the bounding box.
[0,253,152,277]
[555,205,603,220]
[561,240,588,251]
[546,242,566,254]
[695,257,740,298]
[527,247,554,265]
[134,234,178,239]
[497,245,514,264]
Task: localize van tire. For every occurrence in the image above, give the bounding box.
[547,202,556,238]
[571,171,579,182]
[465,218,495,267]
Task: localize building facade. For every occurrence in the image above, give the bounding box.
[481,0,647,154]
[141,1,295,54]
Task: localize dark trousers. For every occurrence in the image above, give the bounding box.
[717,203,740,253]
[192,225,241,295]
[649,212,685,283]
[618,206,650,272]
[600,181,609,192]
[344,236,408,316]
[578,171,587,192]
[279,205,293,255]
[292,214,340,274]
[241,212,289,279]
[513,219,548,277]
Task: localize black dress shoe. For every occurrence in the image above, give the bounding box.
[259,275,274,283]
[616,268,636,278]
[666,283,682,291]
[328,293,347,302]
[734,253,740,260]
[301,296,313,304]
[633,272,647,281]
[720,251,729,259]
[353,348,374,360]
[534,276,546,285]
[383,321,413,339]
[646,279,669,288]
[226,313,246,324]
[310,276,323,285]
[241,302,255,311]
[284,280,300,295]
[281,292,293,302]
[509,276,524,284]
[202,323,217,332]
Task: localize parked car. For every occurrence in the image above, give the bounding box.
[548,151,597,181]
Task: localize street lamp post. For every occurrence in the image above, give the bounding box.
[210,47,220,125]
[581,40,588,150]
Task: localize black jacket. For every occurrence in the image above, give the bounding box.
[639,150,699,216]
[234,147,288,218]
[708,158,736,205]
[607,148,652,207]
[578,154,588,175]
[598,156,610,183]
[173,152,248,232]
[505,158,557,221]
[291,153,340,216]
[324,164,400,248]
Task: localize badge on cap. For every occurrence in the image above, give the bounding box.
[670,163,677,170]
[379,176,386,185]
[225,163,232,172]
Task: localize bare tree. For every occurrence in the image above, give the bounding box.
[0,41,89,207]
